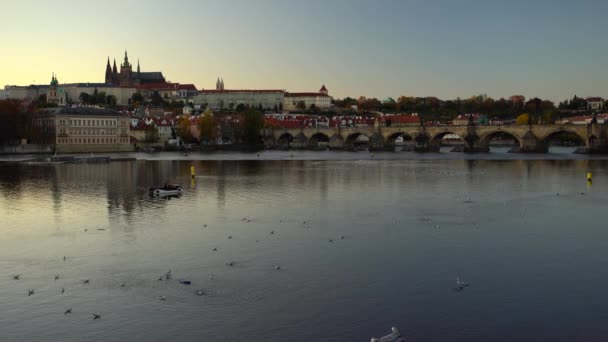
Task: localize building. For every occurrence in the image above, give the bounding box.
[283,85,332,111]
[46,74,66,107]
[586,97,604,111]
[36,107,132,152]
[193,79,284,110]
[62,83,137,106]
[2,84,48,101]
[378,114,420,127]
[104,51,166,87]
[453,114,479,126]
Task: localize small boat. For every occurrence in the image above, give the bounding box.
[371,327,405,342]
[149,184,183,197]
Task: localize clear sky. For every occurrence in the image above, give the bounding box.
[1,0,607,102]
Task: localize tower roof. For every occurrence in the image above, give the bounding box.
[320,85,327,92]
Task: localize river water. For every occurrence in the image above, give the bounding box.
[1,149,608,341]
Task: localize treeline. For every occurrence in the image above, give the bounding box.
[0,100,52,145]
[332,94,601,123]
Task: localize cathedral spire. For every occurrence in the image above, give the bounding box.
[105,57,113,84]
[137,59,140,73]
[123,50,130,68]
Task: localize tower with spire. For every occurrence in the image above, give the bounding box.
[103,50,166,87]
[47,73,66,106]
[105,58,113,84]
[112,59,118,85]
[120,50,133,87]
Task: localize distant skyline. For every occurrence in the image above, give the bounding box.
[1,0,608,102]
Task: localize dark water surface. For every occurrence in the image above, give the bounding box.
[1,152,608,341]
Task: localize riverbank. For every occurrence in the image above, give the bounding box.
[2,146,608,163]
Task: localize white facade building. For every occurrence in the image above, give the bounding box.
[193,89,284,110]
[283,85,331,111]
[37,107,132,153]
[587,97,604,111]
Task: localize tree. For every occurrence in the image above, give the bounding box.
[151,91,164,106]
[241,109,264,146]
[516,113,529,125]
[79,92,90,104]
[296,101,306,110]
[236,103,246,112]
[177,115,194,142]
[197,109,217,145]
[106,95,117,107]
[131,93,144,104]
[144,125,159,143]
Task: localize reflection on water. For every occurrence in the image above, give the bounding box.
[1,158,608,341]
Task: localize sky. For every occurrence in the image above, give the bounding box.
[1,0,607,102]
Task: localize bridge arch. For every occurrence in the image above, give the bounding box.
[345,132,370,149]
[479,130,522,148]
[430,131,463,147]
[539,129,587,147]
[385,132,414,146]
[308,132,330,149]
[277,132,294,149]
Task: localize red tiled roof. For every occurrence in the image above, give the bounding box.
[137,83,179,90]
[379,115,420,124]
[285,92,330,97]
[178,84,198,91]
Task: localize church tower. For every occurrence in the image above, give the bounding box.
[220,78,224,90]
[105,58,112,84]
[112,59,119,85]
[120,50,133,87]
[135,59,141,86]
[216,77,221,90]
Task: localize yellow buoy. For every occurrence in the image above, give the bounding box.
[587,172,592,182]
[191,165,196,179]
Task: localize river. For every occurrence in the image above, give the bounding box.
[1,149,608,341]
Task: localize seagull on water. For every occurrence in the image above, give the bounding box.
[226,261,235,267]
[453,277,470,292]
[274,265,281,270]
[270,230,274,235]
[212,247,218,252]
[28,289,35,296]
[61,288,65,294]
[92,313,101,320]
[328,239,334,243]
[64,308,72,315]
[55,275,60,281]
[196,290,205,296]
[228,235,232,239]
[159,296,166,301]
[120,282,126,288]
[83,279,90,285]
[13,274,20,280]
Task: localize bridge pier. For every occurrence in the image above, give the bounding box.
[291,133,308,149]
[328,134,345,150]
[514,131,548,153]
[584,122,608,153]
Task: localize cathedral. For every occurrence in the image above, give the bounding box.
[104,51,166,87]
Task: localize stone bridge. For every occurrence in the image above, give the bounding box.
[263,122,608,153]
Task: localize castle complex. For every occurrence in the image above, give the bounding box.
[104,51,166,87]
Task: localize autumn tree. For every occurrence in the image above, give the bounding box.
[197,109,217,145]
[241,109,264,146]
[177,115,194,142]
[515,113,529,125]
